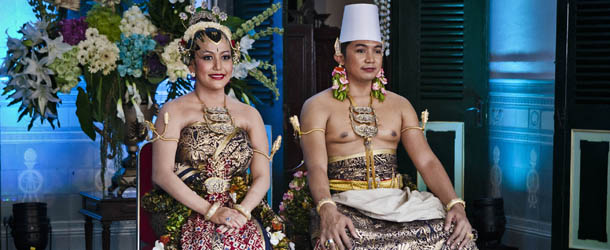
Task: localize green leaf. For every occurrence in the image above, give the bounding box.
[76,87,96,141]
[96,76,103,120]
[221,16,246,33]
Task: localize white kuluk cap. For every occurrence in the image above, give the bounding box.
[339,4,382,43]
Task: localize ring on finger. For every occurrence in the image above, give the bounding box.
[226,217,231,222]
[468,233,474,240]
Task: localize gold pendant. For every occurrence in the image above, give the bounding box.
[207,113,231,122]
[352,106,373,114]
[208,123,235,135]
[204,177,230,194]
[206,107,227,114]
[354,124,378,138]
[353,113,376,123]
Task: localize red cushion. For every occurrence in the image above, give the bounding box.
[139,142,155,250]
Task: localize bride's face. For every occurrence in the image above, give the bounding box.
[189,36,233,91]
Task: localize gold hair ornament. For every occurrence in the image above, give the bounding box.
[334,37,342,56]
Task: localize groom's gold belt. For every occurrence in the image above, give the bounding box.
[329,174,403,191]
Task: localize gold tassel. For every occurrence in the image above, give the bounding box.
[269,135,282,161]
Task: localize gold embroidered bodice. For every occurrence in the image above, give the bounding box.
[174,121,253,184]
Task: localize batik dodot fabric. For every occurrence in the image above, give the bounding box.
[311,152,478,250]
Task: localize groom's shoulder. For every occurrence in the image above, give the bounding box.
[303,88,335,107]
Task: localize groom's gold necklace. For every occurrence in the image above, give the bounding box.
[347,92,380,189]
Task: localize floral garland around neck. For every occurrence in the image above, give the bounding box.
[332,66,388,102]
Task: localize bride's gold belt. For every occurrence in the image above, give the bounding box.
[329,174,403,192]
[203,177,230,194]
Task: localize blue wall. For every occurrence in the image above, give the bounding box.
[254,0,284,208]
[488,1,556,249]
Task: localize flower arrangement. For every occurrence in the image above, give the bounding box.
[1,0,283,189]
[279,171,314,247]
[142,174,292,250]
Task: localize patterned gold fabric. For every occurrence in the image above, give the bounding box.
[327,151,397,182]
[146,122,269,250]
[312,153,478,250]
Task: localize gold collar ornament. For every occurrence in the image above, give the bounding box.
[195,93,236,135]
[347,93,380,189]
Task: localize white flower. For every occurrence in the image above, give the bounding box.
[185,5,195,14]
[6,34,28,60]
[219,13,228,21]
[116,98,125,123]
[29,80,60,117]
[161,38,191,82]
[232,59,260,79]
[212,6,220,15]
[239,36,255,55]
[77,28,119,75]
[39,35,72,65]
[124,82,145,123]
[289,242,295,250]
[152,240,164,250]
[85,28,99,39]
[120,6,158,36]
[20,53,53,88]
[168,0,185,3]
[6,74,33,105]
[269,231,285,245]
[21,21,48,45]
[179,12,188,20]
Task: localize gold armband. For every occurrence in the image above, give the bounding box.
[445,198,466,212]
[289,115,325,138]
[234,204,251,220]
[316,197,337,213]
[401,109,430,133]
[146,112,179,142]
[252,149,271,161]
[401,126,424,132]
[205,202,221,220]
[301,128,326,135]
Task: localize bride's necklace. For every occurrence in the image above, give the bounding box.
[195,92,236,194]
[195,92,236,135]
[347,92,380,189]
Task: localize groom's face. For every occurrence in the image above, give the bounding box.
[342,40,383,83]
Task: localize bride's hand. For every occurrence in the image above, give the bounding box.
[210,207,248,231]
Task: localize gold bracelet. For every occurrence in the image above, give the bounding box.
[204,202,221,220]
[316,198,336,213]
[234,204,251,220]
[445,198,466,212]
